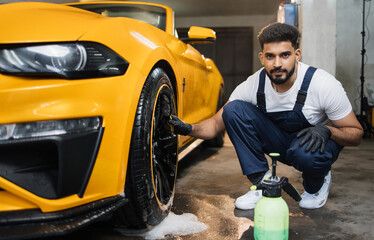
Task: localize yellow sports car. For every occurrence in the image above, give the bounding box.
[0,1,224,238]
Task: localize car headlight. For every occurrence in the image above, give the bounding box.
[0,42,129,79]
[0,117,101,140]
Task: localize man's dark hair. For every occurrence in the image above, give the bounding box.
[257,22,300,50]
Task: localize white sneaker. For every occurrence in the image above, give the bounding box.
[299,171,331,209]
[235,189,262,210]
[235,170,271,210]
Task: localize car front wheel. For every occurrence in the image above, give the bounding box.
[113,68,178,228]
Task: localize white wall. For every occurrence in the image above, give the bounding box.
[302,0,374,111]
[337,0,374,111]
[300,0,337,77]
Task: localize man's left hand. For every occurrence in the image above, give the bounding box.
[296,124,332,153]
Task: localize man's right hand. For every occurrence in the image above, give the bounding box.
[168,115,192,136]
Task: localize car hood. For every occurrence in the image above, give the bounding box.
[0,2,105,44]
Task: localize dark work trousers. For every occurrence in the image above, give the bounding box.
[222,68,343,194]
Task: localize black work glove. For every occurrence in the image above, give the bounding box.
[296,123,331,153]
[168,115,192,136]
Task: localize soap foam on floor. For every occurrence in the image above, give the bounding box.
[145,212,208,239]
[117,212,208,239]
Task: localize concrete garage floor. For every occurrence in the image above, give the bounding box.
[49,135,374,240]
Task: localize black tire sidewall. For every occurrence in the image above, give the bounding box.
[124,68,177,227]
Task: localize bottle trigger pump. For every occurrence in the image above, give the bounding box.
[252,153,301,240]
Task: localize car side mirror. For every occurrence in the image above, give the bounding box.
[181,26,216,44]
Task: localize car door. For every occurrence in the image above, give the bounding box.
[165,29,219,146]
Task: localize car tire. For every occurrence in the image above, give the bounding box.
[202,85,225,148]
[113,68,178,229]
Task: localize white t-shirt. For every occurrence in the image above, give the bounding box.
[229,62,352,125]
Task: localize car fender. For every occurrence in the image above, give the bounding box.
[79,16,184,108]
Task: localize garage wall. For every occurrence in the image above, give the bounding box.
[302,0,374,112]
[300,0,336,76]
[336,0,374,111]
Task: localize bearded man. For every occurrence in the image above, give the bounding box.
[169,23,363,210]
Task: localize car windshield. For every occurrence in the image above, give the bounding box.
[70,3,166,31]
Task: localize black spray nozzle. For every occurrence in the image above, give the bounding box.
[269,152,280,179]
[250,153,301,201]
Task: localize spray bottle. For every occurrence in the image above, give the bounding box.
[252,153,301,240]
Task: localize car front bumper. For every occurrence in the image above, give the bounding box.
[0,64,144,213]
[0,195,127,240]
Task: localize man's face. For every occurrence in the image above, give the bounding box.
[258,41,301,85]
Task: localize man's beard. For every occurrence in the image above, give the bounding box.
[266,65,296,85]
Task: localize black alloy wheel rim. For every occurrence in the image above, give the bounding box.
[151,85,178,208]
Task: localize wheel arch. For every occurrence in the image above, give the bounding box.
[151,60,178,109]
